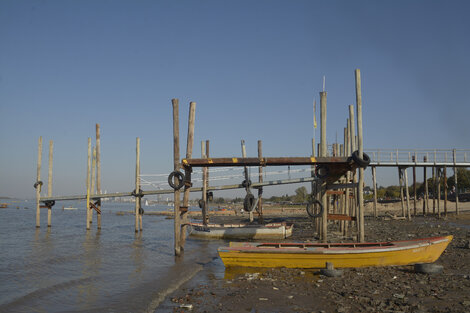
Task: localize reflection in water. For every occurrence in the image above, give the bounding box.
[0,203,225,313]
[131,232,145,284]
[78,230,102,310]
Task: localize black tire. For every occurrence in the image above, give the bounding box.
[168,171,185,190]
[198,199,204,209]
[315,165,329,179]
[242,180,252,188]
[306,198,323,218]
[243,194,256,212]
[139,207,145,215]
[207,191,213,201]
[352,150,371,168]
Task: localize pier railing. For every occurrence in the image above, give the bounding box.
[364,149,470,167]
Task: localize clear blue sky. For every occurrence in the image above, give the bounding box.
[1,0,469,199]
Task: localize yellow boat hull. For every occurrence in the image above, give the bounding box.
[218,235,452,268]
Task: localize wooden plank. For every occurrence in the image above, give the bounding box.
[328,214,356,221]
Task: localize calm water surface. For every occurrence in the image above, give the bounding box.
[0,201,223,313]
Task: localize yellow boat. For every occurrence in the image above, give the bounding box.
[218,235,452,268]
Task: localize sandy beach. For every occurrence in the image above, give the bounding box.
[158,201,470,312]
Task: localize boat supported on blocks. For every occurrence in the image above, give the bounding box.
[218,235,452,269]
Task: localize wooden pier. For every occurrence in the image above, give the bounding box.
[33,68,470,257]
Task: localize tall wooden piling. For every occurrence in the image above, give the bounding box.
[90,147,96,224]
[372,166,378,217]
[437,168,441,217]
[348,105,357,236]
[206,140,210,222]
[398,168,405,217]
[344,120,350,236]
[355,69,365,242]
[453,149,459,215]
[320,91,327,242]
[134,138,141,233]
[257,140,264,223]
[172,99,182,256]
[47,140,53,227]
[201,141,208,225]
[404,168,411,220]
[443,166,447,216]
[96,124,102,229]
[432,166,436,214]
[423,157,428,215]
[181,101,196,248]
[241,140,253,223]
[35,137,43,228]
[86,138,92,230]
[412,156,417,216]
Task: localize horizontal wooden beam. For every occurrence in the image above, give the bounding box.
[328,214,356,221]
[182,156,352,168]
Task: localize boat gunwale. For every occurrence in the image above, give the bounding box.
[218,236,452,255]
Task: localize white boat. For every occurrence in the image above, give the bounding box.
[188,222,293,240]
[63,207,78,210]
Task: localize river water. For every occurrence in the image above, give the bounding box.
[0,201,223,313]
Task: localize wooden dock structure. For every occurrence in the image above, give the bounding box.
[32,69,470,257]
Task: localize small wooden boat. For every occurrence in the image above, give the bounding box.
[218,235,452,268]
[188,222,293,240]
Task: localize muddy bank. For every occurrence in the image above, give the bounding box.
[158,211,470,312]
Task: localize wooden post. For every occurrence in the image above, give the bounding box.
[180,101,196,247]
[206,140,210,222]
[257,140,264,223]
[355,69,365,242]
[349,105,358,237]
[404,168,411,220]
[372,166,378,218]
[86,138,92,230]
[311,138,319,236]
[412,156,417,216]
[172,99,182,256]
[432,166,436,214]
[444,166,447,216]
[47,140,53,227]
[96,124,102,229]
[320,91,327,242]
[35,137,43,228]
[90,147,96,224]
[134,138,141,233]
[398,168,405,217]
[437,168,441,217]
[423,157,428,215]
[241,140,253,222]
[344,121,350,236]
[454,149,459,215]
[201,141,208,225]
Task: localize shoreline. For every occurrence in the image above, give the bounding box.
[157,205,470,312]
